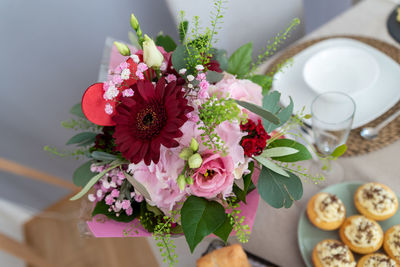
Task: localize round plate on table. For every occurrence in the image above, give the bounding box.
[387,6,400,44]
[297,181,400,267]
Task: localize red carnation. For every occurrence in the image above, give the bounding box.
[240,119,271,157]
[241,138,257,157]
[112,78,193,165]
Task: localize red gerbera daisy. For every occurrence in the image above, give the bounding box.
[112,78,193,165]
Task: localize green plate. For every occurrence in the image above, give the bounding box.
[298,181,400,266]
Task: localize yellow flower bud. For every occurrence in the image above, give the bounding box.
[114,41,131,56]
[143,34,164,68]
[177,174,186,191]
[190,138,199,152]
[188,153,202,169]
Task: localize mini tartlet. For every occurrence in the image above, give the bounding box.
[357,253,397,267]
[384,225,400,264]
[307,192,346,230]
[339,215,383,254]
[354,182,398,221]
[312,239,355,267]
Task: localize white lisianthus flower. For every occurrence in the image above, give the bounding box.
[143,34,164,68]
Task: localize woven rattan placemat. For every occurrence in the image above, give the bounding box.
[266,35,400,157]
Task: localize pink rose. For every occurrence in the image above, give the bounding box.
[209,73,263,121]
[190,152,235,199]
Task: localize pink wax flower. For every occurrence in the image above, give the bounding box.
[190,151,235,199]
[209,73,263,121]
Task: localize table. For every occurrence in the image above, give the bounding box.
[249,0,400,266]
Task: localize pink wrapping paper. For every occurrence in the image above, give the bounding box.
[86,43,261,238]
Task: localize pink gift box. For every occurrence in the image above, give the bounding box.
[86,43,260,238]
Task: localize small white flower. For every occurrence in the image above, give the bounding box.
[96,189,103,198]
[105,103,113,115]
[188,83,193,89]
[195,65,204,71]
[160,61,167,71]
[120,68,131,80]
[187,75,195,82]
[130,54,140,63]
[179,68,187,75]
[104,85,119,100]
[102,180,111,189]
[88,194,96,202]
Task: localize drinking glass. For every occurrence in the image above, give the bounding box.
[310,92,356,185]
[311,92,356,155]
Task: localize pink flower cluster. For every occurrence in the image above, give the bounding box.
[88,164,143,217]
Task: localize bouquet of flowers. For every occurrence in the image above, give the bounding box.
[45,1,345,265]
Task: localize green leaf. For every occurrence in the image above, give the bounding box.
[155,34,177,52]
[66,132,97,146]
[250,75,273,95]
[124,172,152,200]
[331,144,347,158]
[92,200,140,222]
[171,224,184,234]
[235,100,280,125]
[181,196,226,252]
[227,42,253,78]
[268,139,312,162]
[212,49,228,71]
[213,216,233,243]
[90,151,119,161]
[70,164,121,201]
[70,103,85,118]
[254,155,289,177]
[178,20,188,43]
[257,167,303,208]
[206,71,224,83]
[171,45,189,74]
[262,91,294,132]
[73,161,94,187]
[232,161,255,204]
[262,147,299,158]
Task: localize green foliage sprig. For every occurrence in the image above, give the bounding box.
[198,96,244,153]
[153,216,178,266]
[227,197,250,243]
[43,145,87,160]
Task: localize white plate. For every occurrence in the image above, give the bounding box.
[273,38,400,129]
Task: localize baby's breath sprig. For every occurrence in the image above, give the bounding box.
[248,18,300,76]
[227,197,250,243]
[198,96,244,153]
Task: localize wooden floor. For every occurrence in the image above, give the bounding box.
[24,195,159,267]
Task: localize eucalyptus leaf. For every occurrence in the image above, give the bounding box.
[90,151,119,161]
[227,42,252,78]
[73,161,94,187]
[70,164,121,201]
[155,34,177,52]
[206,71,224,83]
[250,75,273,95]
[235,100,280,125]
[254,155,289,177]
[70,103,86,118]
[213,216,233,243]
[181,196,226,252]
[262,91,294,132]
[124,172,152,201]
[171,45,188,75]
[178,20,188,43]
[262,147,299,158]
[212,48,228,71]
[268,139,312,162]
[331,144,347,158]
[66,132,97,146]
[257,167,303,208]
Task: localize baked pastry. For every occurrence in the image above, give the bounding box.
[196,244,251,267]
[307,192,346,230]
[312,239,355,267]
[384,225,400,264]
[354,182,398,221]
[357,253,397,267]
[339,215,383,254]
